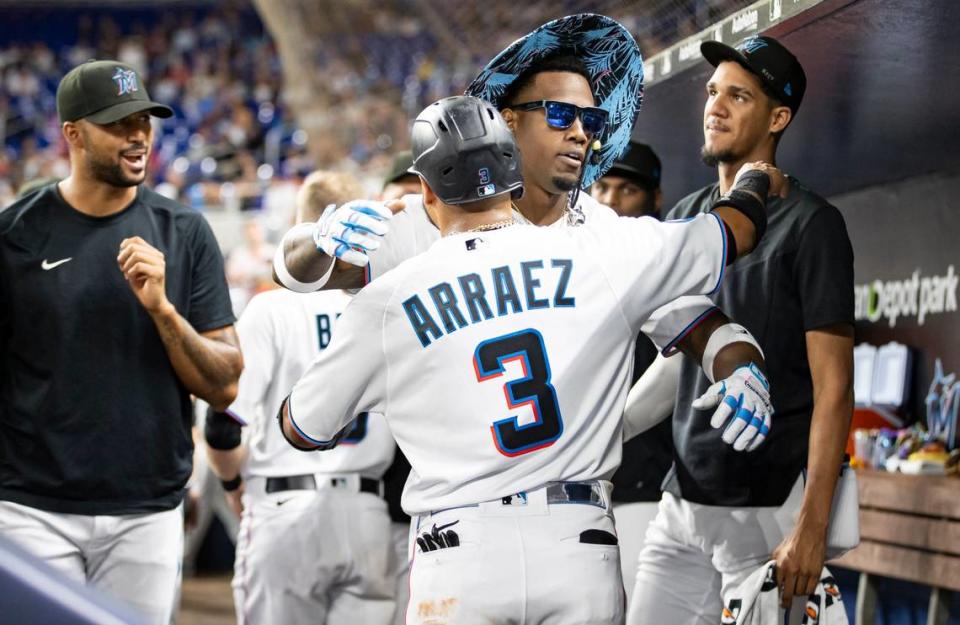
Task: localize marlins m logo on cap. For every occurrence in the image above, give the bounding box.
[57,59,173,124]
[112,67,139,96]
[739,37,769,54]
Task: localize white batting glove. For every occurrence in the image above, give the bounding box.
[313,200,394,268]
[692,362,773,452]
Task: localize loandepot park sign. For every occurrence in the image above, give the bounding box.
[854,265,959,327]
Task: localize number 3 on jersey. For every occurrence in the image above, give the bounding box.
[473,329,564,457]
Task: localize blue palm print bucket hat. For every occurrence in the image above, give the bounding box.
[466,13,644,188]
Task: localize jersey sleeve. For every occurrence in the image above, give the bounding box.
[186,215,236,332]
[794,205,855,330]
[225,296,277,426]
[365,194,423,285]
[595,213,728,328]
[286,288,389,445]
[641,296,721,355]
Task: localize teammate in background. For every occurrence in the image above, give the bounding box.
[206,169,397,625]
[279,95,782,625]
[272,16,766,423]
[0,60,241,624]
[627,36,855,625]
[591,140,663,218]
[380,150,422,202]
[591,141,677,603]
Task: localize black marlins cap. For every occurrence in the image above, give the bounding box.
[700,35,806,114]
[605,141,661,190]
[56,60,173,124]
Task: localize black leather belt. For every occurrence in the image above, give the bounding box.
[264,474,382,496]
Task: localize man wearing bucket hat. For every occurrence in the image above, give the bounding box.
[272,16,771,430]
[626,36,855,625]
[0,60,241,624]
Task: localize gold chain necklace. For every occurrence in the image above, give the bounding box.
[467,219,517,233]
[511,201,583,227]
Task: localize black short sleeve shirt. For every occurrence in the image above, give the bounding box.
[663,178,854,506]
[0,185,235,515]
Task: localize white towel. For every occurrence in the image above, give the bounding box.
[721,561,849,625]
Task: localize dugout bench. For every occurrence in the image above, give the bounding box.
[830,470,960,625]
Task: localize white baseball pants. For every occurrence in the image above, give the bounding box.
[0,500,183,625]
[406,481,625,625]
[627,477,808,625]
[233,476,396,625]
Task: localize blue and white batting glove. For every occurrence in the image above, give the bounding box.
[313,200,394,268]
[692,362,773,452]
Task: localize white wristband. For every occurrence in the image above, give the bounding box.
[272,223,335,293]
[702,323,763,383]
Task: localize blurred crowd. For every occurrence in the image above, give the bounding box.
[1,7,296,210]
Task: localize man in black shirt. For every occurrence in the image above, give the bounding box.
[0,60,242,624]
[627,37,855,625]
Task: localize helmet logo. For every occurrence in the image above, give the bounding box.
[477,183,496,197]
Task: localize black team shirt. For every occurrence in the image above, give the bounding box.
[0,184,235,515]
[664,178,854,506]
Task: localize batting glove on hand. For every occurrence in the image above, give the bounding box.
[313,200,394,268]
[692,362,773,452]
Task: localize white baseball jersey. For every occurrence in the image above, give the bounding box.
[227,288,395,479]
[364,193,720,355]
[288,214,729,514]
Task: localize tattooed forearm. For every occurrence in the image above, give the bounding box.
[151,305,243,410]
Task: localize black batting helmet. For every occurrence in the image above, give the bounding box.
[410,96,523,206]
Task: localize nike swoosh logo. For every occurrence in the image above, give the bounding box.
[434,520,460,532]
[41,258,72,270]
[276,497,295,507]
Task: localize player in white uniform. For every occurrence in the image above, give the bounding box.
[271,17,762,425]
[278,96,781,624]
[206,171,397,625]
